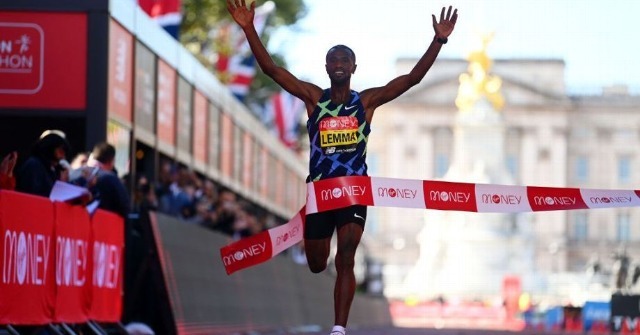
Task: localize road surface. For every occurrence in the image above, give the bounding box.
[252,326,570,335]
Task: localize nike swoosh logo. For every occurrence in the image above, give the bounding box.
[345,105,356,110]
[353,213,364,220]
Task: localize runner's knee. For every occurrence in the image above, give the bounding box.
[307,252,328,273]
[304,238,330,273]
[334,249,356,271]
[308,260,327,273]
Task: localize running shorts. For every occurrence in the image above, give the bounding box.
[304,205,367,240]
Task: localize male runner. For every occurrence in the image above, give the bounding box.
[227,1,458,334]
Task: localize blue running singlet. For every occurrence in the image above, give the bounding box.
[306,89,371,181]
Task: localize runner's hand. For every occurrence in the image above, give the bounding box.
[432,6,458,39]
[227,0,256,29]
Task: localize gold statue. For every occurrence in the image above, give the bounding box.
[455,33,505,112]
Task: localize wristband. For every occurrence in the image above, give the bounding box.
[436,37,448,44]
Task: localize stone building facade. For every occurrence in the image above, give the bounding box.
[366,55,640,299]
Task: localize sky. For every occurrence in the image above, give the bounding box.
[269,0,640,94]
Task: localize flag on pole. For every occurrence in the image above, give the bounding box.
[138,0,182,39]
[269,90,305,148]
[227,54,258,101]
[215,1,275,101]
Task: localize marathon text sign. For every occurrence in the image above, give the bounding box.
[0,12,87,109]
[0,22,43,93]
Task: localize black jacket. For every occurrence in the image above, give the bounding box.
[92,169,131,219]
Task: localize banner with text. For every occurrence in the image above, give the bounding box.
[53,202,92,323]
[89,209,124,322]
[0,191,56,324]
[221,176,640,275]
[0,190,124,325]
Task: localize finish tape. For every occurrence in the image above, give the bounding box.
[221,176,640,274]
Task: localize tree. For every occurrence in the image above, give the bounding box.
[180,0,307,106]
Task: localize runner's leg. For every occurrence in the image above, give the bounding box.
[333,222,363,327]
[305,237,332,273]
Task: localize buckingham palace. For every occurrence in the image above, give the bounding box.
[365,38,640,302]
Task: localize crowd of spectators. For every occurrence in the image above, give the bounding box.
[2,129,283,242]
[1,130,297,335]
[131,160,280,240]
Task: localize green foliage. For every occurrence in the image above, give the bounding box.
[180,0,307,96]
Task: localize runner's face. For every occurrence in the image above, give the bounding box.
[325,49,356,83]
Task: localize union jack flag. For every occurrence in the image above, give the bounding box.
[138,0,182,39]
[215,1,275,101]
[270,90,305,149]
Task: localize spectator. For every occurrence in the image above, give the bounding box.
[180,170,198,219]
[84,142,131,218]
[209,188,238,235]
[194,197,214,224]
[141,165,269,241]
[158,165,194,219]
[16,130,70,197]
[133,175,158,213]
[153,162,169,201]
[232,207,251,239]
[0,151,17,190]
[58,159,71,182]
[155,161,175,208]
[70,151,89,169]
[188,179,213,221]
[246,210,264,236]
[199,179,218,202]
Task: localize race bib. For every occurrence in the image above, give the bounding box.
[319,116,359,154]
